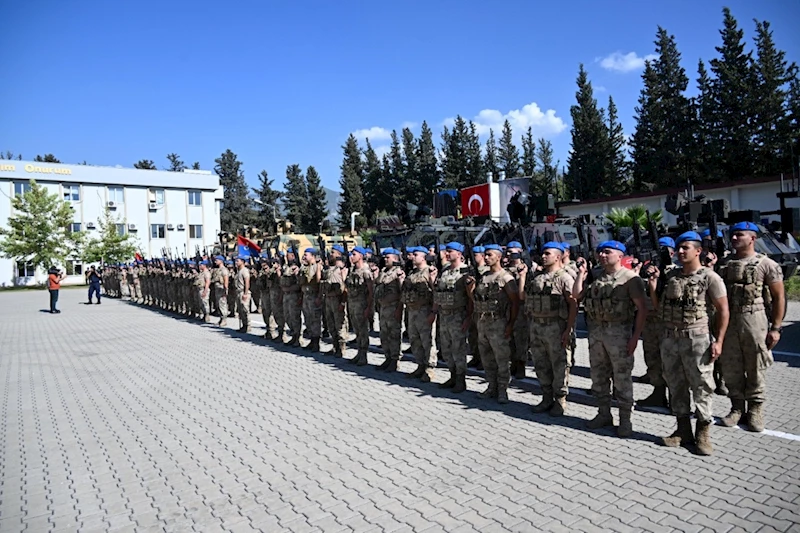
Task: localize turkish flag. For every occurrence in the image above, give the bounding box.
[461,183,490,217]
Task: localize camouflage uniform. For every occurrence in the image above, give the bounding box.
[227,263,237,317]
[250,265,261,313]
[473,269,517,400]
[346,264,373,363]
[259,264,275,337]
[268,263,285,340]
[235,266,251,331]
[281,263,302,344]
[434,264,471,384]
[300,261,322,348]
[119,268,130,299]
[198,268,211,322]
[211,265,230,324]
[467,264,489,368]
[131,266,143,302]
[402,265,436,373]
[507,262,529,377]
[374,264,403,365]
[321,263,348,356]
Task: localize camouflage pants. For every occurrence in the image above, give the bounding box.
[722,312,772,403]
[468,321,480,359]
[237,293,250,330]
[120,281,130,298]
[439,308,469,373]
[133,282,142,301]
[661,328,715,423]
[348,297,370,351]
[302,291,322,338]
[529,318,571,398]
[378,301,401,360]
[588,323,634,410]
[511,311,529,364]
[228,285,237,317]
[477,315,511,386]
[408,307,435,367]
[283,291,302,336]
[198,288,210,318]
[214,286,228,318]
[251,285,261,312]
[260,291,275,335]
[325,297,347,346]
[270,289,284,337]
[642,315,666,387]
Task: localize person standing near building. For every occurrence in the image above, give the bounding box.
[573,240,648,438]
[234,256,251,333]
[87,266,102,304]
[345,247,374,365]
[48,267,66,313]
[198,260,212,323]
[211,256,230,327]
[647,231,729,455]
[321,245,348,357]
[719,222,785,433]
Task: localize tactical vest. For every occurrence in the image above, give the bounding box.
[193,271,205,288]
[525,270,569,319]
[723,254,768,313]
[279,265,299,288]
[584,269,634,323]
[658,267,710,326]
[433,266,469,309]
[299,264,319,292]
[211,267,229,288]
[402,267,433,307]
[321,266,345,297]
[473,271,511,316]
[346,266,370,299]
[373,266,401,301]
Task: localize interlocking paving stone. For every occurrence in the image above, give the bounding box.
[1,289,799,532]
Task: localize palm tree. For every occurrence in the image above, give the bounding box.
[605,204,662,231]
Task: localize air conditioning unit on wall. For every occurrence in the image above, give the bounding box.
[177,224,185,230]
[107,201,116,208]
[86,222,96,229]
[127,224,137,231]
[166,224,175,230]
[148,201,158,210]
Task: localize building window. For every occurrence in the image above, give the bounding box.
[151,189,165,205]
[108,186,124,204]
[63,184,80,202]
[188,191,202,206]
[16,261,35,277]
[66,260,83,276]
[151,224,165,239]
[189,225,203,239]
[14,182,32,196]
[116,224,126,236]
[69,223,82,233]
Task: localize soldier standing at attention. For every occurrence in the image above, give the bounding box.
[467,246,487,370]
[211,256,230,327]
[226,260,237,319]
[198,260,212,323]
[573,240,648,438]
[374,248,404,371]
[468,244,519,404]
[131,261,143,303]
[560,243,578,279]
[346,247,374,365]
[401,247,437,382]
[280,249,303,347]
[519,242,577,416]
[250,261,261,314]
[258,257,273,337]
[234,256,251,333]
[647,231,729,455]
[433,242,474,393]
[719,222,785,433]
[321,245,348,357]
[269,255,285,341]
[119,265,130,300]
[505,241,529,380]
[300,248,323,352]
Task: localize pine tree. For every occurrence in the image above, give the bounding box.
[605,96,629,195]
[214,149,252,233]
[304,166,328,232]
[282,164,307,231]
[483,129,500,182]
[709,8,758,180]
[134,159,156,170]
[532,138,559,196]
[1,151,22,160]
[566,64,608,200]
[337,134,365,230]
[166,153,186,172]
[693,59,719,181]
[416,121,441,206]
[362,140,387,221]
[252,170,282,229]
[498,120,520,179]
[521,127,536,177]
[465,121,484,186]
[441,117,469,189]
[752,19,796,176]
[191,162,201,170]
[34,154,61,163]
[401,127,421,205]
[788,75,800,175]
[388,130,404,204]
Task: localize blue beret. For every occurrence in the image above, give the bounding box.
[472,246,485,253]
[658,237,676,249]
[507,241,522,249]
[332,245,344,254]
[236,255,249,261]
[541,241,564,253]
[732,221,759,233]
[188,260,196,266]
[407,246,427,254]
[438,244,446,251]
[382,247,401,256]
[561,242,571,250]
[201,260,209,266]
[304,247,319,255]
[700,229,723,238]
[350,246,368,256]
[484,244,503,253]
[215,255,225,262]
[596,240,626,254]
[676,231,702,245]
[445,242,464,253]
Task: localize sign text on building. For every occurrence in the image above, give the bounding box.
[24,164,72,175]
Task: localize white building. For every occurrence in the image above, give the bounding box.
[0,160,223,287]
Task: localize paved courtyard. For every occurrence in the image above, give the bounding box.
[1,288,799,533]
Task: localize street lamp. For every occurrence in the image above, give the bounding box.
[350,212,360,235]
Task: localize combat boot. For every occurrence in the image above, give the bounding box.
[617,409,633,438]
[377,358,392,370]
[309,337,320,352]
[509,361,519,377]
[514,362,526,380]
[497,386,509,404]
[695,420,714,455]
[336,342,347,358]
[356,350,368,366]
[408,365,426,379]
[467,356,480,368]
[532,388,555,413]
[439,369,457,389]
[637,386,669,408]
[586,404,614,430]
[721,399,745,427]
[219,318,228,327]
[746,402,765,433]
[288,334,301,347]
[662,416,694,447]
[478,382,498,400]
[384,359,398,373]
[549,397,567,417]
[451,373,467,393]
[421,367,435,383]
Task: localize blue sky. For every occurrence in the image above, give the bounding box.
[2,0,798,194]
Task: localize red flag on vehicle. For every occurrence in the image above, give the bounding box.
[237,235,262,257]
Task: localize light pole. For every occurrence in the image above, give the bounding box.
[350,212,360,236]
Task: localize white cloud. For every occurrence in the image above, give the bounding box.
[597,51,657,73]
[401,121,418,130]
[352,126,392,142]
[595,85,607,93]
[373,145,391,159]
[445,102,567,141]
